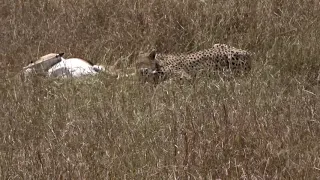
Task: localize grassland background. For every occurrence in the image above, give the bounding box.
[1,0,320,179]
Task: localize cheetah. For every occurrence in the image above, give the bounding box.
[136,44,252,83]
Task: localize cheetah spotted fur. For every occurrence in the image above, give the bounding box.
[136,44,252,83]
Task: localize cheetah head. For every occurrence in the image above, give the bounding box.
[137,67,166,84]
[135,49,161,71]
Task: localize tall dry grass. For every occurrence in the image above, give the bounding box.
[1,0,320,179]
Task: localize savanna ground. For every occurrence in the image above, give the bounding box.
[1,0,320,179]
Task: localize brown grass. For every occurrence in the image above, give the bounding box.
[1,0,320,179]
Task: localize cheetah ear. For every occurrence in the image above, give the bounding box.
[148,49,156,60]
